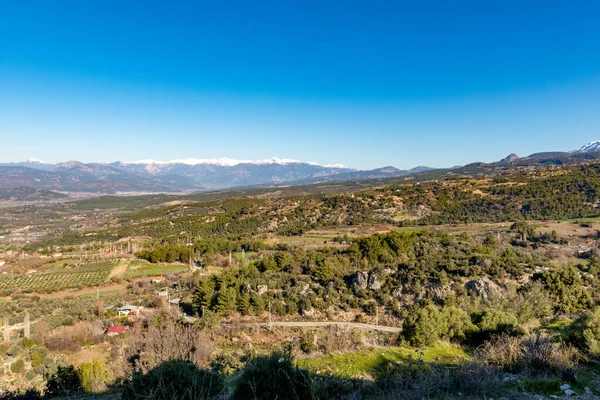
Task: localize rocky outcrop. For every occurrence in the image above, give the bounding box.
[500,153,520,163]
[352,272,369,290]
[465,278,504,300]
[299,283,310,296]
[426,282,454,301]
[367,274,382,290]
[257,285,268,296]
[391,287,403,299]
[352,271,384,291]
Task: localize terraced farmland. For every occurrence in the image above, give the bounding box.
[0,261,116,293]
[122,260,188,279]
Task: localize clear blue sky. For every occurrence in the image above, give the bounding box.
[1,0,599,169]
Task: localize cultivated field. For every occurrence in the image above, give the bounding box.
[0,260,116,293]
[121,259,189,279]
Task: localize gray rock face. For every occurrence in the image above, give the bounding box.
[391,287,403,299]
[352,272,369,290]
[257,285,268,296]
[352,271,385,291]
[465,278,504,300]
[426,282,454,301]
[367,274,382,290]
[299,283,310,296]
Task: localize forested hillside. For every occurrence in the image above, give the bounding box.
[5,163,600,399]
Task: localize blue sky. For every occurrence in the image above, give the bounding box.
[1,1,599,169]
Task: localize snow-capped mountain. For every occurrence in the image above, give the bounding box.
[0,157,355,192]
[125,156,346,168]
[573,140,600,154]
[122,157,348,174]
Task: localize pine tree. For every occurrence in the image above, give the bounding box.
[237,292,251,315]
[193,278,215,315]
[215,287,237,314]
[251,294,265,315]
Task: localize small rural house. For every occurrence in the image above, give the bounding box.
[106,325,127,336]
[151,276,166,283]
[117,305,143,317]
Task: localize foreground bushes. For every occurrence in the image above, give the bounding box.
[232,352,314,400]
[122,359,224,400]
[475,333,579,376]
[582,307,600,358]
[377,362,501,400]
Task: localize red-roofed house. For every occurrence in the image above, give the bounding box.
[151,276,166,283]
[106,325,127,336]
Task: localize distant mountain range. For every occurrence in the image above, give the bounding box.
[0,157,391,193]
[1,141,600,195]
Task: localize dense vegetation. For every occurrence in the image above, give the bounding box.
[21,164,600,253]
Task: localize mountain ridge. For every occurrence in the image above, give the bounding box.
[2,140,599,194]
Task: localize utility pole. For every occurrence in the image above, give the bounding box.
[376,306,379,327]
[3,317,9,343]
[268,300,272,330]
[24,312,30,339]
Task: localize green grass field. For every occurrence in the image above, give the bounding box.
[395,227,428,234]
[122,260,189,279]
[567,217,600,223]
[299,342,468,380]
[232,251,257,262]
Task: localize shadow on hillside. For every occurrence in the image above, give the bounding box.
[0,350,516,400]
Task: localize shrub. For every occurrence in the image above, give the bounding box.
[318,326,364,354]
[78,359,113,392]
[403,305,478,346]
[10,359,25,374]
[514,282,554,323]
[209,353,244,375]
[44,336,80,353]
[7,343,22,357]
[377,361,501,399]
[475,333,578,376]
[30,347,48,368]
[532,265,593,313]
[521,333,579,375]
[440,307,478,343]
[362,301,377,316]
[402,305,446,347]
[471,309,520,343]
[122,359,224,400]
[300,331,317,354]
[0,389,43,400]
[232,352,315,400]
[475,334,522,372]
[45,365,82,398]
[26,369,36,380]
[582,307,600,358]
